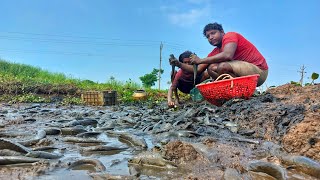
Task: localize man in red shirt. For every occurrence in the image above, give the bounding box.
[176,22,268,87]
[167,51,209,107]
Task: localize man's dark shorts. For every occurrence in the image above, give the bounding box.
[177,74,203,94]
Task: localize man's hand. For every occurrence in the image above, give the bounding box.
[190,54,202,65]
[168,100,175,108]
[168,99,180,108]
[169,54,180,66]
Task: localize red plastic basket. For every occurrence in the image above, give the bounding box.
[196,74,259,106]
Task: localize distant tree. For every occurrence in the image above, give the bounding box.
[139,68,164,88]
[109,76,115,81]
[81,79,96,85]
[311,72,319,84]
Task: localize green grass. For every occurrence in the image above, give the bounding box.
[0,59,168,104]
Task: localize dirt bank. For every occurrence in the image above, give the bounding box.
[268,84,320,161]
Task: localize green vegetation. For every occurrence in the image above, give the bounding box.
[291,72,319,86]
[311,72,319,84]
[0,59,167,105]
[139,68,163,88]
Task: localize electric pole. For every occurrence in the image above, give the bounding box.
[298,65,306,86]
[159,42,163,90]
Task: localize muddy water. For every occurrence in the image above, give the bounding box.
[0,103,189,179]
[0,88,319,180]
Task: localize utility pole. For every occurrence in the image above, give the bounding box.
[298,65,306,86]
[159,42,163,90]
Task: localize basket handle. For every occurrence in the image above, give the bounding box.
[215,74,234,88]
[215,74,233,81]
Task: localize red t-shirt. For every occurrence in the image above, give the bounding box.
[207,32,268,70]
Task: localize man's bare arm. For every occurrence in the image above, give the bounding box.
[176,63,208,74]
[200,42,237,64]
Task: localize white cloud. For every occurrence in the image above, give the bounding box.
[161,1,212,27]
[168,7,210,26]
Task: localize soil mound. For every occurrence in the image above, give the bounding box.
[267,84,320,161]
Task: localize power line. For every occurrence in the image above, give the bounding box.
[0,35,162,47]
[0,31,211,58]
[1,31,162,42]
[4,30,189,47]
[0,31,213,55]
[0,31,188,48]
[0,48,157,58]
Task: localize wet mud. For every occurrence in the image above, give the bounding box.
[0,83,319,179]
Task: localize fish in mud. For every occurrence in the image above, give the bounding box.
[280,155,320,178]
[118,133,147,148]
[63,137,104,143]
[128,151,176,169]
[68,158,106,172]
[0,138,30,154]
[17,130,46,146]
[0,156,45,165]
[82,145,128,152]
[246,160,286,180]
[26,151,62,159]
